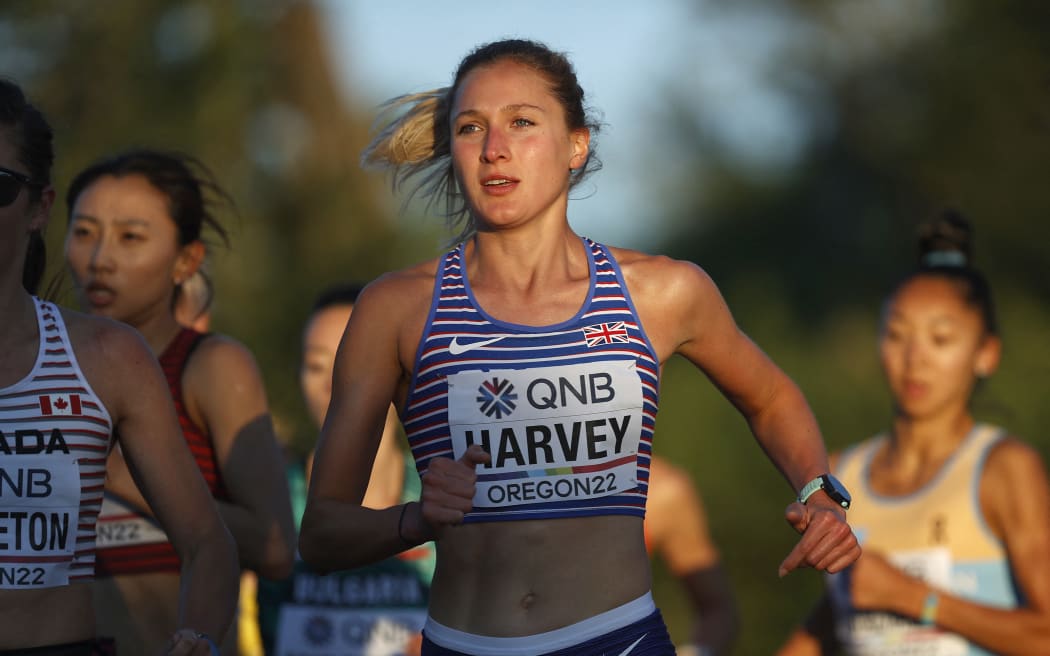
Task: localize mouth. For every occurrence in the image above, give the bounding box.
[901,380,928,398]
[480,174,519,190]
[84,282,116,309]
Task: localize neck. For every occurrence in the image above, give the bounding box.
[889,408,974,461]
[129,309,185,356]
[0,283,37,335]
[467,225,584,290]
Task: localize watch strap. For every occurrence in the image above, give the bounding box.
[798,476,826,504]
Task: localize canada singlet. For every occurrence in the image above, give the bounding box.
[0,298,112,589]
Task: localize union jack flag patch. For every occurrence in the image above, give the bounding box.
[582,322,630,347]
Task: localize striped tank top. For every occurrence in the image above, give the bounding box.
[830,423,1019,656]
[95,328,227,576]
[0,298,112,588]
[402,238,660,522]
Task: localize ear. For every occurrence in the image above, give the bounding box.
[27,185,55,233]
[974,334,1002,378]
[569,127,590,170]
[173,240,205,286]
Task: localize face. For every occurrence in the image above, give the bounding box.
[65,174,202,325]
[300,303,353,428]
[450,60,589,230]
[879,275,1000,421]
[0,129,52,274]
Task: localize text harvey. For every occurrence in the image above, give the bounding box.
[447,361,644,508]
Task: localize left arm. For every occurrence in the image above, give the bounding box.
[185,336,296,579]
[625,253,859,575]
[83,318,238,655]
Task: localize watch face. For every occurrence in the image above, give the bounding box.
[824,474,852,507]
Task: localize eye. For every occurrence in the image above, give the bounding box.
[456,123,481,135]
[882,325,904,341]
[120,231,144,243]
[512,117,534,128]
[931,333,954,347]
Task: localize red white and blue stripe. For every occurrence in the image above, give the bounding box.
[402,238,660,522]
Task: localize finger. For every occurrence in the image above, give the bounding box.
[421,468,478,502]
[779,541,808,578]
[787,512,858,574]
[785,518,831,575]
[824,543,863,574]
[459,444,491,468]
[814,532,862,573]
[422,487,475,514]
[784,501,809,533]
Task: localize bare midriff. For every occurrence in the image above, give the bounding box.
[427,514,650,636]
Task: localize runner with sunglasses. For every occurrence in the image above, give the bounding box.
[1,77,237,656]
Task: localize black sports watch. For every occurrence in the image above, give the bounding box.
[798,474,851,510]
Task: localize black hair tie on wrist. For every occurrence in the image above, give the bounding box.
[398,503,414,546]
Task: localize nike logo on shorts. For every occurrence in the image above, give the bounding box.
[613,634,647,656]
[448,335,506,355]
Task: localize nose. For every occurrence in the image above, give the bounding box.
[903,336,925,369]
[87,235,115,273]
[481,127,509,163]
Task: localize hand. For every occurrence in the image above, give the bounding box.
[163,629,219,655]
[414,445,491,539]
[779,494,861,577]
[849,550,916,611]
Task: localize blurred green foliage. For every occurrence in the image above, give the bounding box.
[3,0,442,454]
[648,1,1049,652]
[3,1,1047,654]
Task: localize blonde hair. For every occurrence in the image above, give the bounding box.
[360,88,472,242]
[361,39,603,245]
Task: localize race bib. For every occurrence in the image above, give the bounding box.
[274,606,426,656]
[0,454,80,588]
[448,361,643,508]
[95,495,169,548]
[842,548,968,656]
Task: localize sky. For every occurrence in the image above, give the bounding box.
[316,0,808,249]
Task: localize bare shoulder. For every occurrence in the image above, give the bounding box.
[609,246,722,310]
[984,435,1048,485]
[981,434,1050,539]
[607,246,715,300]
[606,246,726,361]
[361,257,440,308]
[185,333,259,377]
[59,308,159,412]
[351,257,442,344]
[60,307,155,374]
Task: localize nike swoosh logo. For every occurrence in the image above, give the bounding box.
[448,335,507,355]
[614,634,647,656]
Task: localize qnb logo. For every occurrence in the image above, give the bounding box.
[304,614,334,646]
[476,377,517,419]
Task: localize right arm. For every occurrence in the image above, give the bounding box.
[298,271,490,573]
[84,317,238,654]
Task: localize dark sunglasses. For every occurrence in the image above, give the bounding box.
[0,166,42,207]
